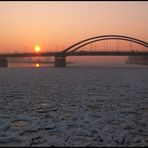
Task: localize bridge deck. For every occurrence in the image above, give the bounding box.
[66,51,148,56]
[0,51,148,58]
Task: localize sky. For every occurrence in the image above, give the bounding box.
[0,1,148,63]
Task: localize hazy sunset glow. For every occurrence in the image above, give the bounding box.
[0,1,148,63]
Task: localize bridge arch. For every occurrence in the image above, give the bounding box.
[62,35,148,53]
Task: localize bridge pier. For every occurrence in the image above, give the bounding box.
[0,57,8,67]
[54,56,66,67]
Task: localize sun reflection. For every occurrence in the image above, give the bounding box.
[35,63,40,67]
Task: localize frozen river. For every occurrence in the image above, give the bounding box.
[0,64,148,146]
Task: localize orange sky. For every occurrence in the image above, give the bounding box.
[0,1,148,63]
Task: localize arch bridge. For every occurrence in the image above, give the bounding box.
[55,35,148,67]
[0,35,148,67]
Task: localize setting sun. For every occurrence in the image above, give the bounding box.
[34,45,41,52]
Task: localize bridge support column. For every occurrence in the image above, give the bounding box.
[0,57,8,67]
[54,56,66,67]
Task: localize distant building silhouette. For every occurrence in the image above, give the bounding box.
[126,56,148,65]
[0,57,8,67]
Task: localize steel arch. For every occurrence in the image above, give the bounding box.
[62,35,148,53]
